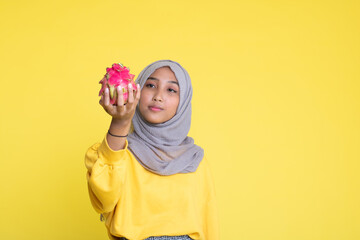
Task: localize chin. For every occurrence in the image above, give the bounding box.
[142,116,163,124]
[139,110,175,124]
[144,115,173,124]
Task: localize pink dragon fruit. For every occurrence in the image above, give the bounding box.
[99,63,137,105]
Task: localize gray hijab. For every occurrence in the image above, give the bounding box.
[127,60,204,176]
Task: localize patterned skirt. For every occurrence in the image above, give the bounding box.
[117,235,192,240]
[145,236,192,240]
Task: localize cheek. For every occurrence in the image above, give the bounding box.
[171,97,180,112]
[138,95,147,113]
[139,90,150,104]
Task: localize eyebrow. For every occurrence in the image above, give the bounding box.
[147,77,179,86]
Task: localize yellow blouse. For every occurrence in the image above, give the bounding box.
[85,135,220,240]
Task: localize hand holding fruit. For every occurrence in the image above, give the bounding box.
[99,63,141,123]
[99,63,138,105]
[99,82,141,123]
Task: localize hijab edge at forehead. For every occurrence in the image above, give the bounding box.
[135,60,190,95]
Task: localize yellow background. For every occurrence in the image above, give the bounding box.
[0,0,359,239]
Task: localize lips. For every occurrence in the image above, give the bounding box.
[149,105,163,111]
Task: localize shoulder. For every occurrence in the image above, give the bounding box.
[198,154,213,174]
[194,154,218,200]
[196,154,215,183]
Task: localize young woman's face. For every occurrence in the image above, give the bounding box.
[139,67,180,124]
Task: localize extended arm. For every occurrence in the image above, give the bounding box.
[85,138,129,213]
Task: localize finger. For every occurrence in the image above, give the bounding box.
[104,87,110,106]
[99,94,103,105]
[103,87,116,115]
[134,84,141,103]
[116,86,125,108]
[127,83,134,104]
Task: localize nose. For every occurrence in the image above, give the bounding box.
[153,90,163,102]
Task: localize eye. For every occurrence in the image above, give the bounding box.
[168,88,177,93]
[145,83,155,88]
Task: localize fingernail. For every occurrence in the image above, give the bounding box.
[128,83,132,88]
[105,88,109,93]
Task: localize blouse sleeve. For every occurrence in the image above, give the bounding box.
[203,157,221,240]
[84,135,129,214]
[204,196,220,240]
